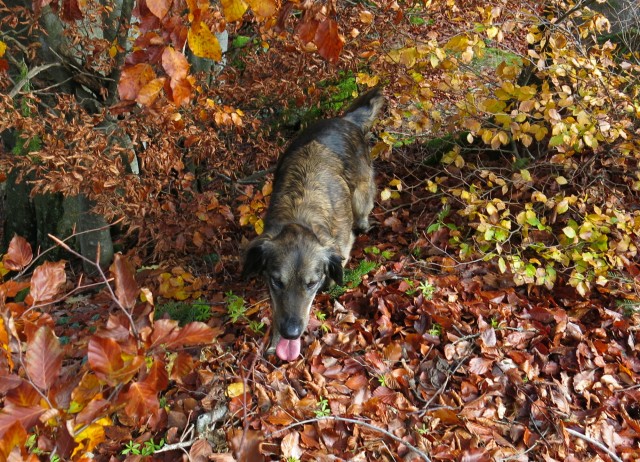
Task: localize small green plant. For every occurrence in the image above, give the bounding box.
[377,375,387,387]
[315,311,330,333]
[364,246,394,260]
[286,458,301,462]
[25,434,43,455]
[427,205,455,234]
[328,259,378,298]
[249,319,265,334]
[314,397,331,417]
[490,317,500,329]
[122,438,165,456]
[225,291,247,323]
[428,323,442,337]
[155,299,212,325]
[417,424,429,435]
[417,281,435,300]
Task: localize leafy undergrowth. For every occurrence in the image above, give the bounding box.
[1,143,640,461]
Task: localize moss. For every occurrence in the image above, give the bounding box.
[155,299,212,326]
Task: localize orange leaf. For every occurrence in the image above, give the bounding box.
[246,0,276,18]
[188,21,222,61]
[0,404,45,439]
[123,381,159,422]
[170,351,194,381]
[3,235,33,271]
[110,254,138,310]
[314,19,344,63]
[136,77,166,106]
[147,0,172,19]
[220,0,247,22]
[297,19,318,43]
[87,336,123,384]
[143,357,169,392]
[162,46,189,80]
[163,321,219,349]
[118,64,156,101]
[25,326,62,391]
[0,421,28,457]
[170,77,193,106]
[30,261,66,304]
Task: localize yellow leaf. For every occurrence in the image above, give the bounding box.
[220,0,247,22]
[188,21,222,60]
[226,381,246,398]
[555,176,568,185]
[0,40,6,57]
[486,26,498,39]
[72,417,112,457]
[388,178,402,190]
[380,188,392,201]
[498,257,507,273]
[246,0,276,18]
[254,218,264,235]
[426,180,438,193]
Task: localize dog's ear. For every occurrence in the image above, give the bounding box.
[325,252,344,286]
[242,237,272,279]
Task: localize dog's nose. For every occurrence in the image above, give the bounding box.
[280,318,303,339]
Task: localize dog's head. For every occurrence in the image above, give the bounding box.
[242,223,343,361]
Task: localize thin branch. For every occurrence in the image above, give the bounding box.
[565,428,623,462]
[48,233,138,338]
[9,63,62,98]
[266,416,432,462]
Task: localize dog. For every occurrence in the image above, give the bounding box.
[242,87,384,361]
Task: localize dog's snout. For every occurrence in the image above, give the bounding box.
[280,318,304,339]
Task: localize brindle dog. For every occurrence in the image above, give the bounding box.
[242,88,384,361]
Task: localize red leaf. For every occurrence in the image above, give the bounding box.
[162,46,189,80]
[0,405,44,438]
[118,64,156,101]
[62,0,83,20]
[110,254,138,310]
[314,19,344,63]
[296,18,318,43]
[25,326,63,391]
[3,235,33,271]
[30,261,66,304]
[147,0,172,18]
[123,381,159,422]
[5,381,40,408]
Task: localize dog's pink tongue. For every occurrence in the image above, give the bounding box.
[276,338,301,361]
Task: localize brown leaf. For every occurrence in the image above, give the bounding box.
[228,429,263,461]
[118,63,156,101]
[314,19,344,63]
[3,235,33,271]
[296,18,318,43]
[25,326,62,391]
[162,46,189,80]
[0,405,45,439]
[30,261,66,304]
[143,356,169,392]
[165,321,219,349]
[190,439,215,462]
[170,77,193,106]
[111,253,138,310]
[147,0,172,19]
[468,357,493,375]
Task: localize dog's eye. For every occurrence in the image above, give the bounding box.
[270,277,284,289]
[306,280,319,290]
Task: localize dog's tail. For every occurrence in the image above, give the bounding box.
[342,87,384,133]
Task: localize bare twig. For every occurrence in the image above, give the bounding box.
[9,63,62,98]
[565,428,623,462]
[48,233,138,338]
[266,416,432,462]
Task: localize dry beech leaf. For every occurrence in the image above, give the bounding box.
[25,326,62,391]
[118,63,155,101]
[30,261,66,304]
[110,254,138,310]
[3,235,33,271]
[147,0,172,19]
